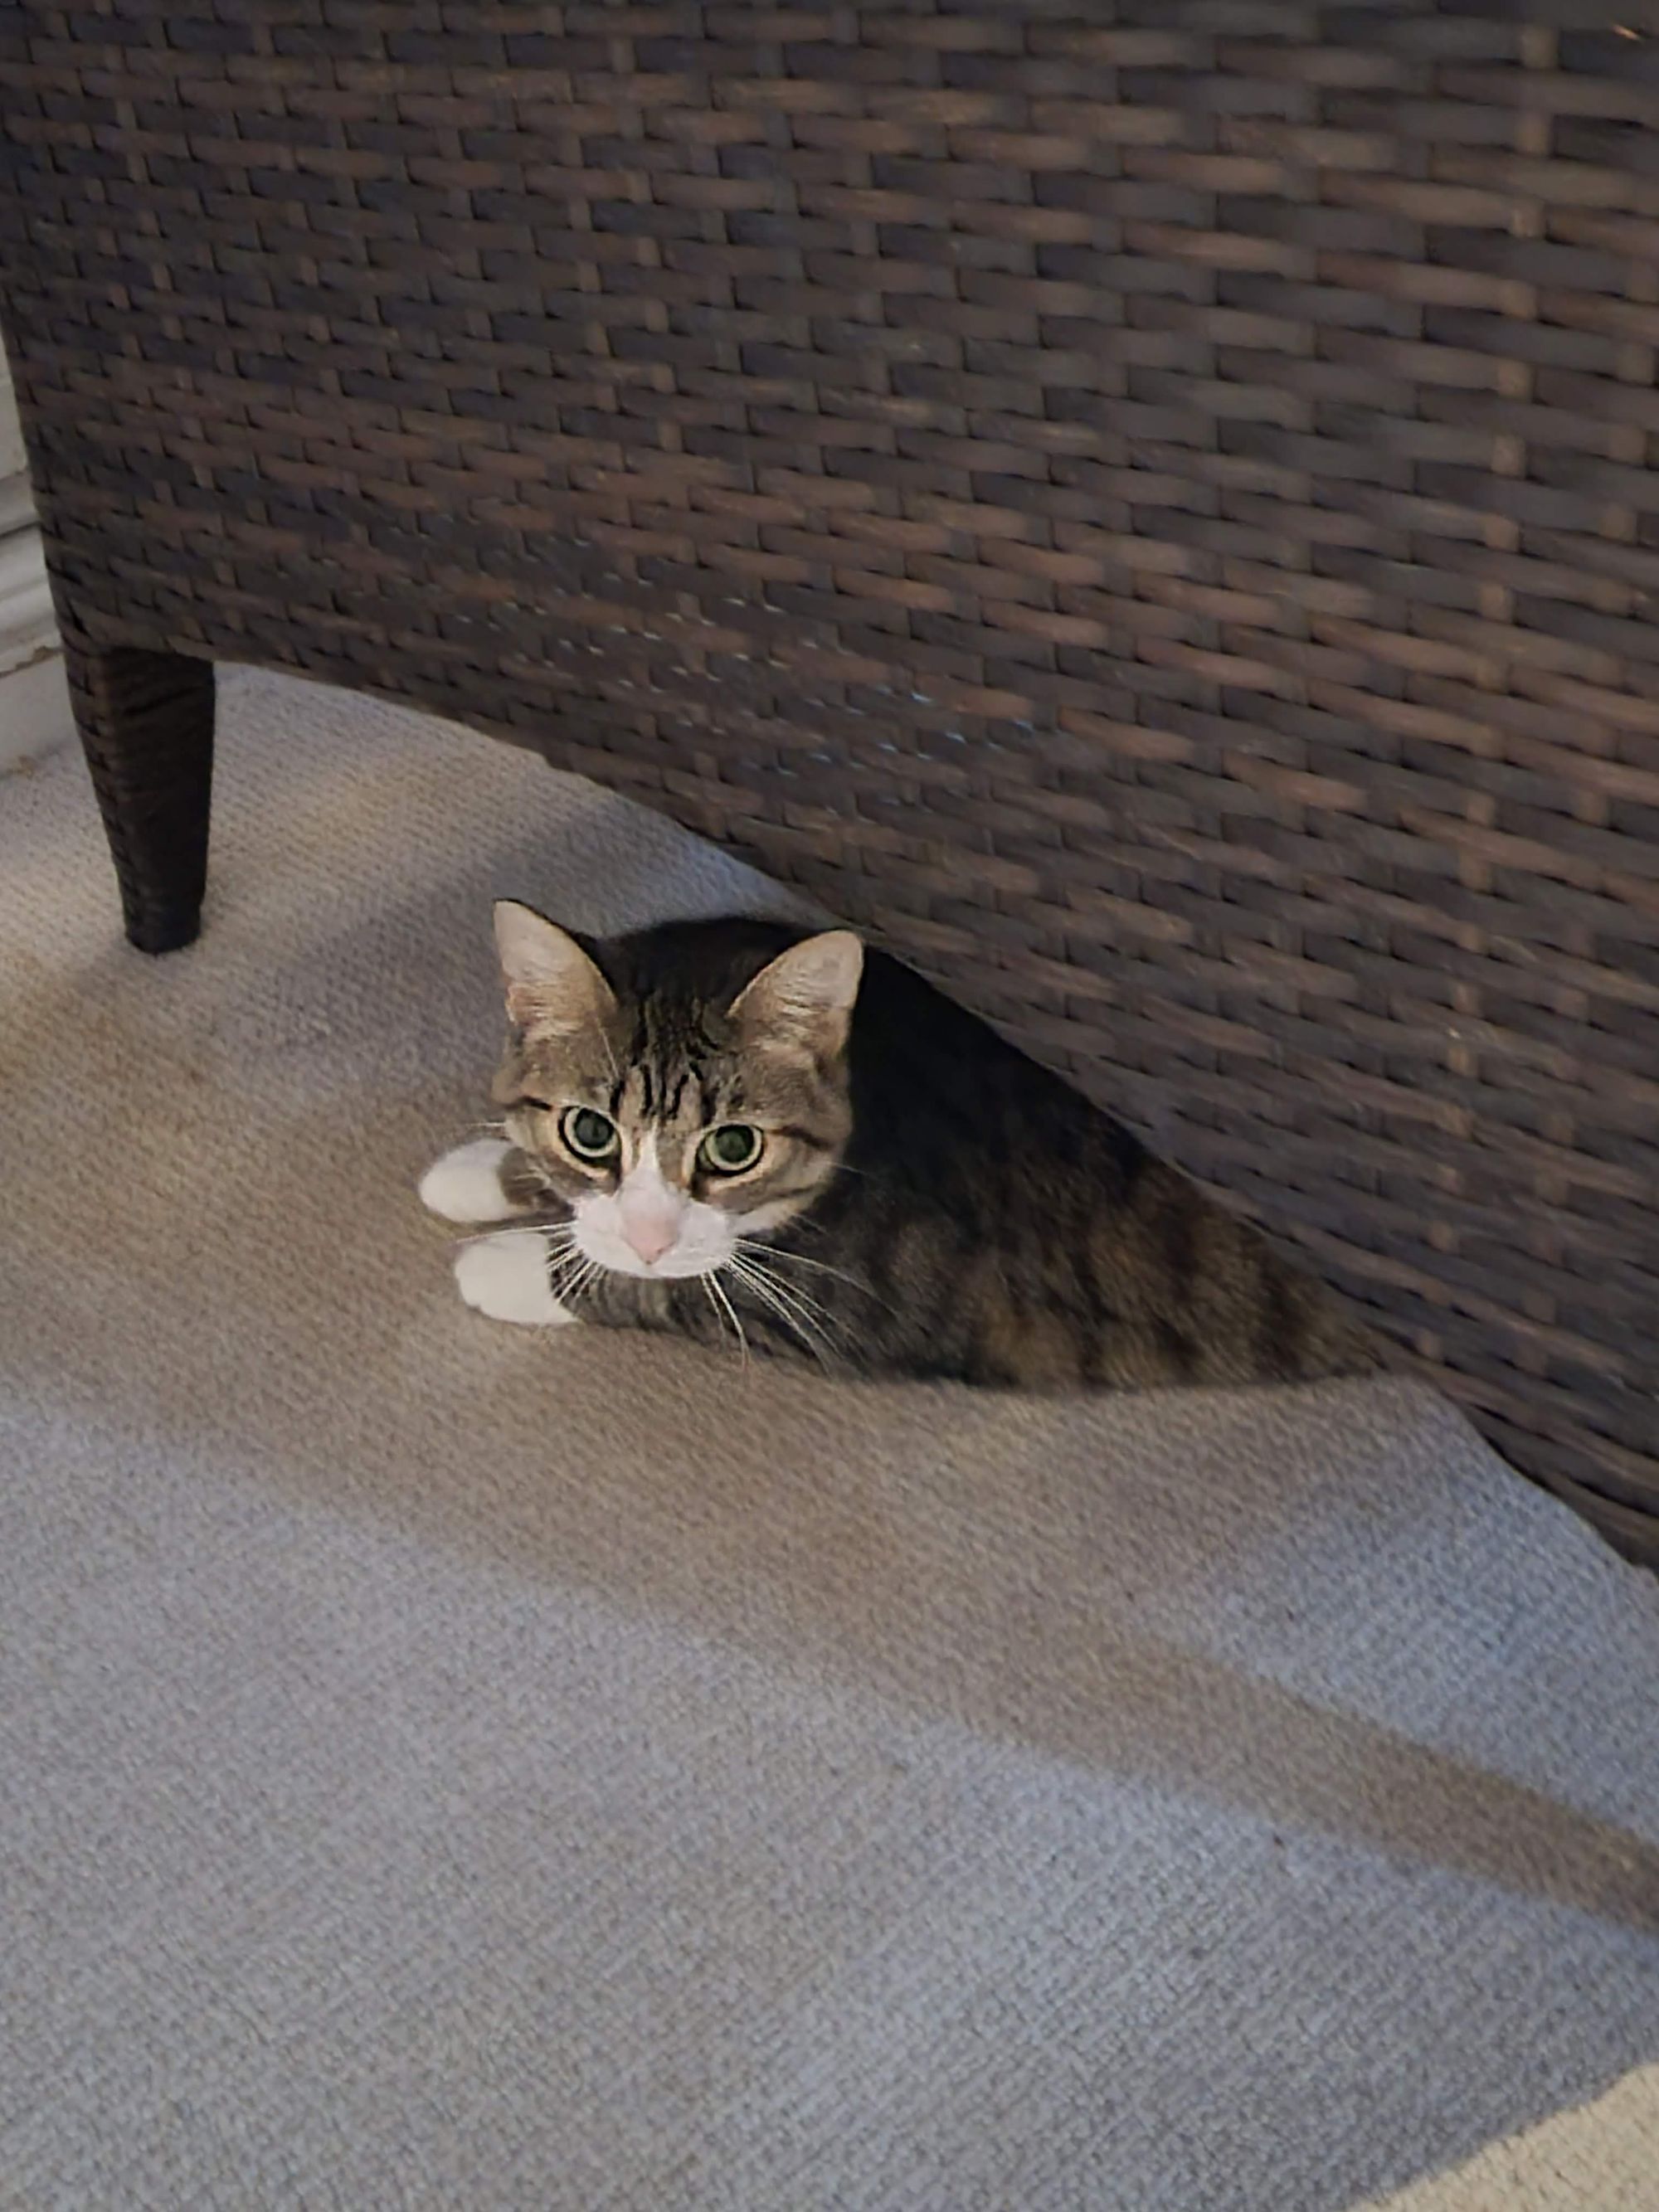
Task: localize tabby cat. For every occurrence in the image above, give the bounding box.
[420,902,1379,1389]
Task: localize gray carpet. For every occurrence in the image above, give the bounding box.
[2,667,1657,2212]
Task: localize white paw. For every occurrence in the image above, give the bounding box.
[453,1232,577,1328]
[420,1138,527,1224]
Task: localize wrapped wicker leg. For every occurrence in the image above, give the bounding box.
[65,644,214,955]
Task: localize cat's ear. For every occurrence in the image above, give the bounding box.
[493,901,615,1035]
[728,931,864,1054]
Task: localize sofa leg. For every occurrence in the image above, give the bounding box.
[66,643,215,953]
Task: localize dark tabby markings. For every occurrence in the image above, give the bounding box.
[499,916,1381,1394]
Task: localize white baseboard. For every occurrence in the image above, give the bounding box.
[0,649,75,772]
[0,513,73,771]
[0,523,56,678]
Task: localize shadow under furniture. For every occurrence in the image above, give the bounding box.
[2,3,1653,1560]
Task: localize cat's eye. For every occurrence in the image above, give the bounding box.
[700,1123,764,1175]
[560,1106,620,1164]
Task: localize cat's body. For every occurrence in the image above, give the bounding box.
[421,911,1378,1391]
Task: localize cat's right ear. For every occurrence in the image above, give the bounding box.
[492,902,615,1036]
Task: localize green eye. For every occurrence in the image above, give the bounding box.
[701,1123,763,1175]
[560,1106,620,1164]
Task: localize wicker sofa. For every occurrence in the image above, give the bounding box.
[2,2,1655,1560]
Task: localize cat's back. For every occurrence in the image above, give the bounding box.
[601,916,1374,1388]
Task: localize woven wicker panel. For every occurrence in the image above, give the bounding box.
[2,2,1656,1554]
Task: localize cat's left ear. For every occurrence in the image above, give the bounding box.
[728,931,864,1056]
[493,901,615,1036]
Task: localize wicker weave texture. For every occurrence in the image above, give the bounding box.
[2,2,1657,1552]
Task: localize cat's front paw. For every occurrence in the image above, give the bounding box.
[420,1137,528,1224]
[453,1232,577,1327]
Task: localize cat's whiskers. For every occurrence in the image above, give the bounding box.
[544,1241,595,1297]
[560,1258,603,1308]
[584,1014,621,1091]
[451,1231,567,1256]
[702,1272,750,1366]
[733,1237,873,1300]
[544,1250,607,1320]
[723,1251,844,1370]
[455,1223,538,1247]
[825,1158,880,1186]
[542,1243,581,1289]
[722,1256,814,1362]
[731,1249,849,1336]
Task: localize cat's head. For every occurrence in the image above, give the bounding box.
[489,903,863,1281]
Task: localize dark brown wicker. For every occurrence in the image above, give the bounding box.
[2,2,1656,1559]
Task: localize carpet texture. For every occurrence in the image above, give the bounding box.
[2,667,1657,2212]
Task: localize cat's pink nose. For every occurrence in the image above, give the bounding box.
[623,1218,677,1266]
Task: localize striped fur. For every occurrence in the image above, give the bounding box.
[485,916,1379,1390]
